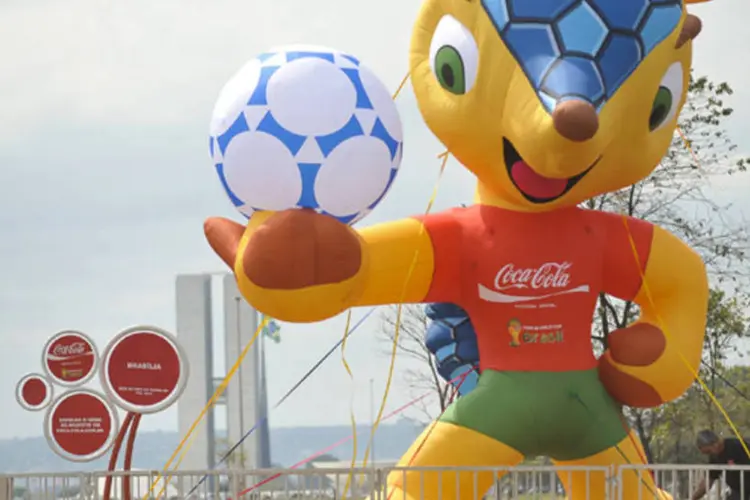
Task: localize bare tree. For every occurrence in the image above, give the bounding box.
[379,305,453,421]
[586,76,749,283]
[588,75,750,461]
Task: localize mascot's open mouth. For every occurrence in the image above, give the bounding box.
[503,138,599,204]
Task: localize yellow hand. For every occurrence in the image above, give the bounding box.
[599,224,708,407]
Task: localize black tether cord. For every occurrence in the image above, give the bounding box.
[700,360,750,403]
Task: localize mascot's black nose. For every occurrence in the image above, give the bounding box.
[552,100,599,142]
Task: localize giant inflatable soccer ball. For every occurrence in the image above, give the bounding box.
[208,45,404,224]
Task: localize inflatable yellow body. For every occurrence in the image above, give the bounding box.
[205,1,711,498]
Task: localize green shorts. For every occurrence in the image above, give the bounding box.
[440,369,627,461]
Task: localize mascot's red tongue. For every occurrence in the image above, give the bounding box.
[510,161,567,199]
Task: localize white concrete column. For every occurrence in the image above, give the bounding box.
[175,274,216,472]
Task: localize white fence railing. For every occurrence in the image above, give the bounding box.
[2,464,749,500]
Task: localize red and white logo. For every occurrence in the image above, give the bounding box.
[44,389,118,462]
[100,326,188,414]
[479,262,590,303]
[43,331,99,387]
[15,373,53,411]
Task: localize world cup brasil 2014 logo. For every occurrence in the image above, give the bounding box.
[507,319,523,347]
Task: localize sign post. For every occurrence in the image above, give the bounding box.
[99,326,188,500]
[16,324,188,500]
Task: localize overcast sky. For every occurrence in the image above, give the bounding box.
[1,0,749,442]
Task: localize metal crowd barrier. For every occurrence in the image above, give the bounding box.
[616,464,750,500]
[1,464,749,500]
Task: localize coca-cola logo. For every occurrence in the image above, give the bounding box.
[51,342,89,357]
[494,262,572,290]
[43,332,98,387]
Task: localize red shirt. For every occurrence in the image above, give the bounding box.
[415,205,653,372]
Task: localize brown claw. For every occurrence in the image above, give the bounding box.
[204,217,245,268]
[676,14,702,49]
[599,356,664,408]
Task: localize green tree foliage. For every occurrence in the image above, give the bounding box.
[649,292,750,464]
[616,287,750,463]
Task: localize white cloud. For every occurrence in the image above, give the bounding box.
[0,0,421,137]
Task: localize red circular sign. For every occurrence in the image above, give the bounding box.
[44,390,117,462]
[15,373,53,411]
[43,331,98,387]
[101,326,188,414]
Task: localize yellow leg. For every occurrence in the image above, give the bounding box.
[553,431,672,500]
[381,421,523,500]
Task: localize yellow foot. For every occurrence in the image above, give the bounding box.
[554,430,673,500]
[384,420,523,500]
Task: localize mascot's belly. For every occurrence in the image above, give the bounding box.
[470,298,600,372]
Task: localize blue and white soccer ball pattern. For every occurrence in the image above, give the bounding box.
[424,303,481,397]
[209,45,404,225]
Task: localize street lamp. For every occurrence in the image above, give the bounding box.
[234,296,245,468]
[370,378,376,467]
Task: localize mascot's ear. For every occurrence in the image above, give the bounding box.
[204,217,245,269]
[676,13,703,48]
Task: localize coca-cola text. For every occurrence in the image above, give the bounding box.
[51,342,89,357]
[494,262,572,290]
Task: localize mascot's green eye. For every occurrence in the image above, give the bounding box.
[434,46,466,94]
[649,87,673,131]
[649,62,684,132]
[429,15,479,96]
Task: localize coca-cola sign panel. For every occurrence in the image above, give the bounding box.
[15,373,53,411]
[43,331,99,387]
[44,389,118,462]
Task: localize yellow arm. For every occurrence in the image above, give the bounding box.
[608,224,708,403]
[355,218,437,306]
